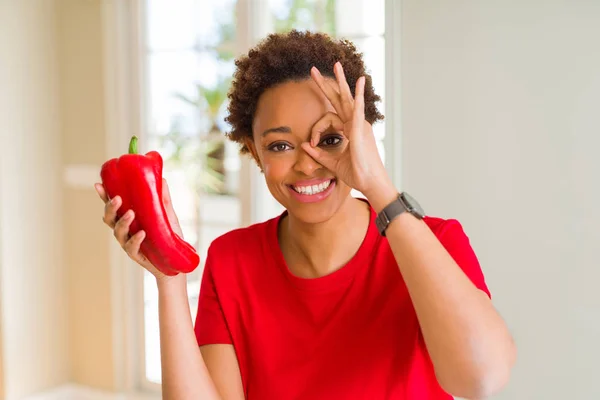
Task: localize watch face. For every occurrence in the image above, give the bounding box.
[401,192,425,218]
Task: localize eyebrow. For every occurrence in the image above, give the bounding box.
[261,126,292,137]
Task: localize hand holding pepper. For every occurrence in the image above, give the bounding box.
[95,136,200,279]
[95,178,184,280]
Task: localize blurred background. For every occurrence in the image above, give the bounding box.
[0,0,598,399]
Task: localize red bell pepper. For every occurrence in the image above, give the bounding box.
[100,136,200,276]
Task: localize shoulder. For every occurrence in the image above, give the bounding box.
[422,216,476,252]
[202,215,280,293]
[423,216,466,239]
[424,215,490,296]
[208,217,274,255]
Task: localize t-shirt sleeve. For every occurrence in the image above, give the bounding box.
[193,248,233,346]
[437,219,491,298]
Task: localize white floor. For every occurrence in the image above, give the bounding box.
[23,385,160,400]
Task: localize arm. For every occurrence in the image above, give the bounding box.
[94,182,243,399]
[157,275,224,399]
[200,344,245,399]
[192,243,246,399]
[367,187,516,400]
[158,276,245,399]
[303,63,514,398]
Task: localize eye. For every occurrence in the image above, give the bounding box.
[268,142,292,152]
[319,135,343,147]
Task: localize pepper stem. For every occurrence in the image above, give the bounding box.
[128,136,139,154]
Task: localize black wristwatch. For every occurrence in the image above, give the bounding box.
[375,192,425,236]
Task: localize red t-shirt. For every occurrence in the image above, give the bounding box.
[194,205,490,399]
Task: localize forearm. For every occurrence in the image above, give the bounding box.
[157,274,222,400]
[368,187,515,399]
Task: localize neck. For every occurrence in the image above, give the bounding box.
[280,197,371,279]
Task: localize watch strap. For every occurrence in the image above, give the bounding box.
[375,194,406,237]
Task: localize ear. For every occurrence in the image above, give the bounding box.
[242,136,263,171]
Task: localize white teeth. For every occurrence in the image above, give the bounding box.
[293,179,332,195]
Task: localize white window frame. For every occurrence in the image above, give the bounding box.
[102,0,402,394]
[384,0,403,189]
[103,0,158,395]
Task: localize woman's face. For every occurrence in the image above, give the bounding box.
[249,78,353,224]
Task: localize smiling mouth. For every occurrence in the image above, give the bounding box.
[289,178,336,195]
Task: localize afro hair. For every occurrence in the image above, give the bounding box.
[225,30,384,153]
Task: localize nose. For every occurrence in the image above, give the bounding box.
[293,146,322,176]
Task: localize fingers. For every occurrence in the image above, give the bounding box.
[95,182,121,228]
[310,66,345,119]
[333,62,355,119]
[311,63,360,122]
[102,195,122,228]
[353,76,366,124]
[95,183,148,265]
[114,209,149,264]
[324,79,341,97]
[310,112,345,147]
[114,209,134,246]
[301,142,338,172]
[94,183,109,203]
[123,230,146,262]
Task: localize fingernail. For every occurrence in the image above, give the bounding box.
[111,197,118,205]
[124,210,133,219]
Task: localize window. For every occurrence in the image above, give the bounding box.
[138,0,390,390]
[141,0,240,386]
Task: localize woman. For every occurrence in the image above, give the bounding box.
[96,31,515,399]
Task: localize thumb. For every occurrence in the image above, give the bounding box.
[301,142,337,172]
[162,179,173,206]
[162,179,182,235]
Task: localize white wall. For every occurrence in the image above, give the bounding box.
[0,0,70,398]
[401,1,599,399]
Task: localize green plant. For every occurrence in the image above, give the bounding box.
[161,8,235,196]
[274,0,337,35]
[173,77,231,135]
[158,118,226,195]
